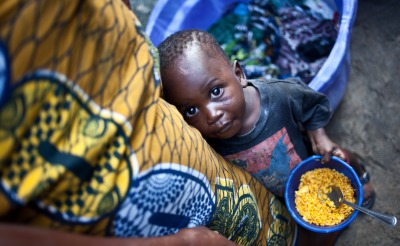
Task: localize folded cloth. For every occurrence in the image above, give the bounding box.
[0,1,295,245]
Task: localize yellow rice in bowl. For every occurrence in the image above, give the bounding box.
[295,167,356,226]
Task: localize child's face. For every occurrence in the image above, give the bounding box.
[162,44,247,139]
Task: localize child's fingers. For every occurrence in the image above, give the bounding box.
[332,147,346,160]
[321,146,344,164]
[321,152,332,164]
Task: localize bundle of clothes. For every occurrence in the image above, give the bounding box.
[208,0,339,84]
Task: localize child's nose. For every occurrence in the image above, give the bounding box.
[206,103,223,124]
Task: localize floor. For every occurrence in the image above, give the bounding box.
[325,0,400,245]
[130,0,400,245]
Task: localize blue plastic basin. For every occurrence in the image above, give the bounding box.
[145,0,358,111]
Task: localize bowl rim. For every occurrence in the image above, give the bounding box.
[284,155,363,233]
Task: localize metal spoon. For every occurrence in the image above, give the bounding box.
[326,186,397,226]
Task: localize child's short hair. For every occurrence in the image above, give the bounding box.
[158,29,231,70]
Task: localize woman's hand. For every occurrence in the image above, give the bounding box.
[0,224,239,246]
[176,226,239,246]
[307,128,345,163]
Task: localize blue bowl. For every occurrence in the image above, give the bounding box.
[284,155,363,233]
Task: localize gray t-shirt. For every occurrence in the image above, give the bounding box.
[210,78,332,196]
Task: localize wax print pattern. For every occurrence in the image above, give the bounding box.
[0,1,295,245]
[226,128,302,197]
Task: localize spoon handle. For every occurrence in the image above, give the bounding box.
[343,201,397,226]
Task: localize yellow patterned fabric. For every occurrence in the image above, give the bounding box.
[0,0,295,245]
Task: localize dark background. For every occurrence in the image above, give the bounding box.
[130,0,400,244]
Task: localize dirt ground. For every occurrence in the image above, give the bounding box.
[326,0,400,245]
[131,0,400,245]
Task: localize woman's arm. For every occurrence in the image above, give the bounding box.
[0,224,238,246]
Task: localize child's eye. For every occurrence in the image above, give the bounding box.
[210,87,222,99]
[184,107,199,118]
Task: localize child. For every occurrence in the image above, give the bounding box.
[158,29,374,206]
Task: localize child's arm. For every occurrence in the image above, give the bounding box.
[306,128,346,163]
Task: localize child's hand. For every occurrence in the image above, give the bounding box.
[306,128,346,163]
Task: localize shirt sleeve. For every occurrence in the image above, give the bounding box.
[285,77,332,130]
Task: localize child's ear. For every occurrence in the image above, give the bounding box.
[233,60,247,87]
